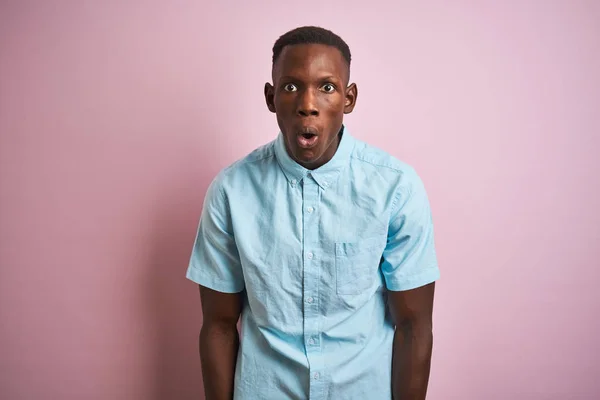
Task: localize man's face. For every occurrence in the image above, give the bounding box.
[265,44,357,170]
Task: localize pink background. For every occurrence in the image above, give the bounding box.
[1,1,599,399]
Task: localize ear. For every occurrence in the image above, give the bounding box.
[343,83,358,114]
[264,82,276,113]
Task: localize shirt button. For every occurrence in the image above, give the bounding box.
[314,372,320,380]
[307,252,313,259]
[307,206,314,213]
[308,338,315,345]
[307,297,314,303]
[291,179,297,186]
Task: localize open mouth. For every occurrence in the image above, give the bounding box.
[297,132,318,148]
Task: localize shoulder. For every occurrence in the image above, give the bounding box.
[209,138,277,192]
[350,137,423,192]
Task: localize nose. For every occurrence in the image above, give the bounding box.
[296,88,319,117]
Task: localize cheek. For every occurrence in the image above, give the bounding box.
[321,93,344,109]
[275,97,296,116]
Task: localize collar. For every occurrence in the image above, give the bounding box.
[274,125,355,190]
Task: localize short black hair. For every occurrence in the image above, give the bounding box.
[272,26,351,68]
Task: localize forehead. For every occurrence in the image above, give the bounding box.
[273,43,348,82]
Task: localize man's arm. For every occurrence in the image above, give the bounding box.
[198,285,243,400]
[388,282,436,400]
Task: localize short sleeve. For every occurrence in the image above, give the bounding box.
[381,168,440,291]
[185,177,245,293]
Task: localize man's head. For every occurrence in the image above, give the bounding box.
[265,26,357,170]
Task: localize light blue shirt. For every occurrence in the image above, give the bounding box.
[186,127,440,399]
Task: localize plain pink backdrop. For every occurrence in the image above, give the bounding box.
[1,1,599,399]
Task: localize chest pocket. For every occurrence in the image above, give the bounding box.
[335,236,385,295]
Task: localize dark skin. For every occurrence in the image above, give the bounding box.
[198,286,241,400]
[389,282,436,400]
[198,43,435,400]
[264,43,356,170]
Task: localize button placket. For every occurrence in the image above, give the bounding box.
[301,175,325,397]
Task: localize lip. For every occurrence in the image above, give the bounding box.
[299,126,319,136]
[296,132,319,148]
[293,125,319,149]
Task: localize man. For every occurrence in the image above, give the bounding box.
[186,26,440,400]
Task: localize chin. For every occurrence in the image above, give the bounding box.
[295,155,324,169]
[294,148,320,162]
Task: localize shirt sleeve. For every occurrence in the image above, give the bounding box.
[381,168,440,291]
[185,177,245,293]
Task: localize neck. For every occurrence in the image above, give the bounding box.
[300,127,343,170]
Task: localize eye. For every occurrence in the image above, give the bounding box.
[321,83,336,93]
[283,83,298,92]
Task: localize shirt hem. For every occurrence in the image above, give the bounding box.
[385,268,440,291]
[186,266,245,293]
